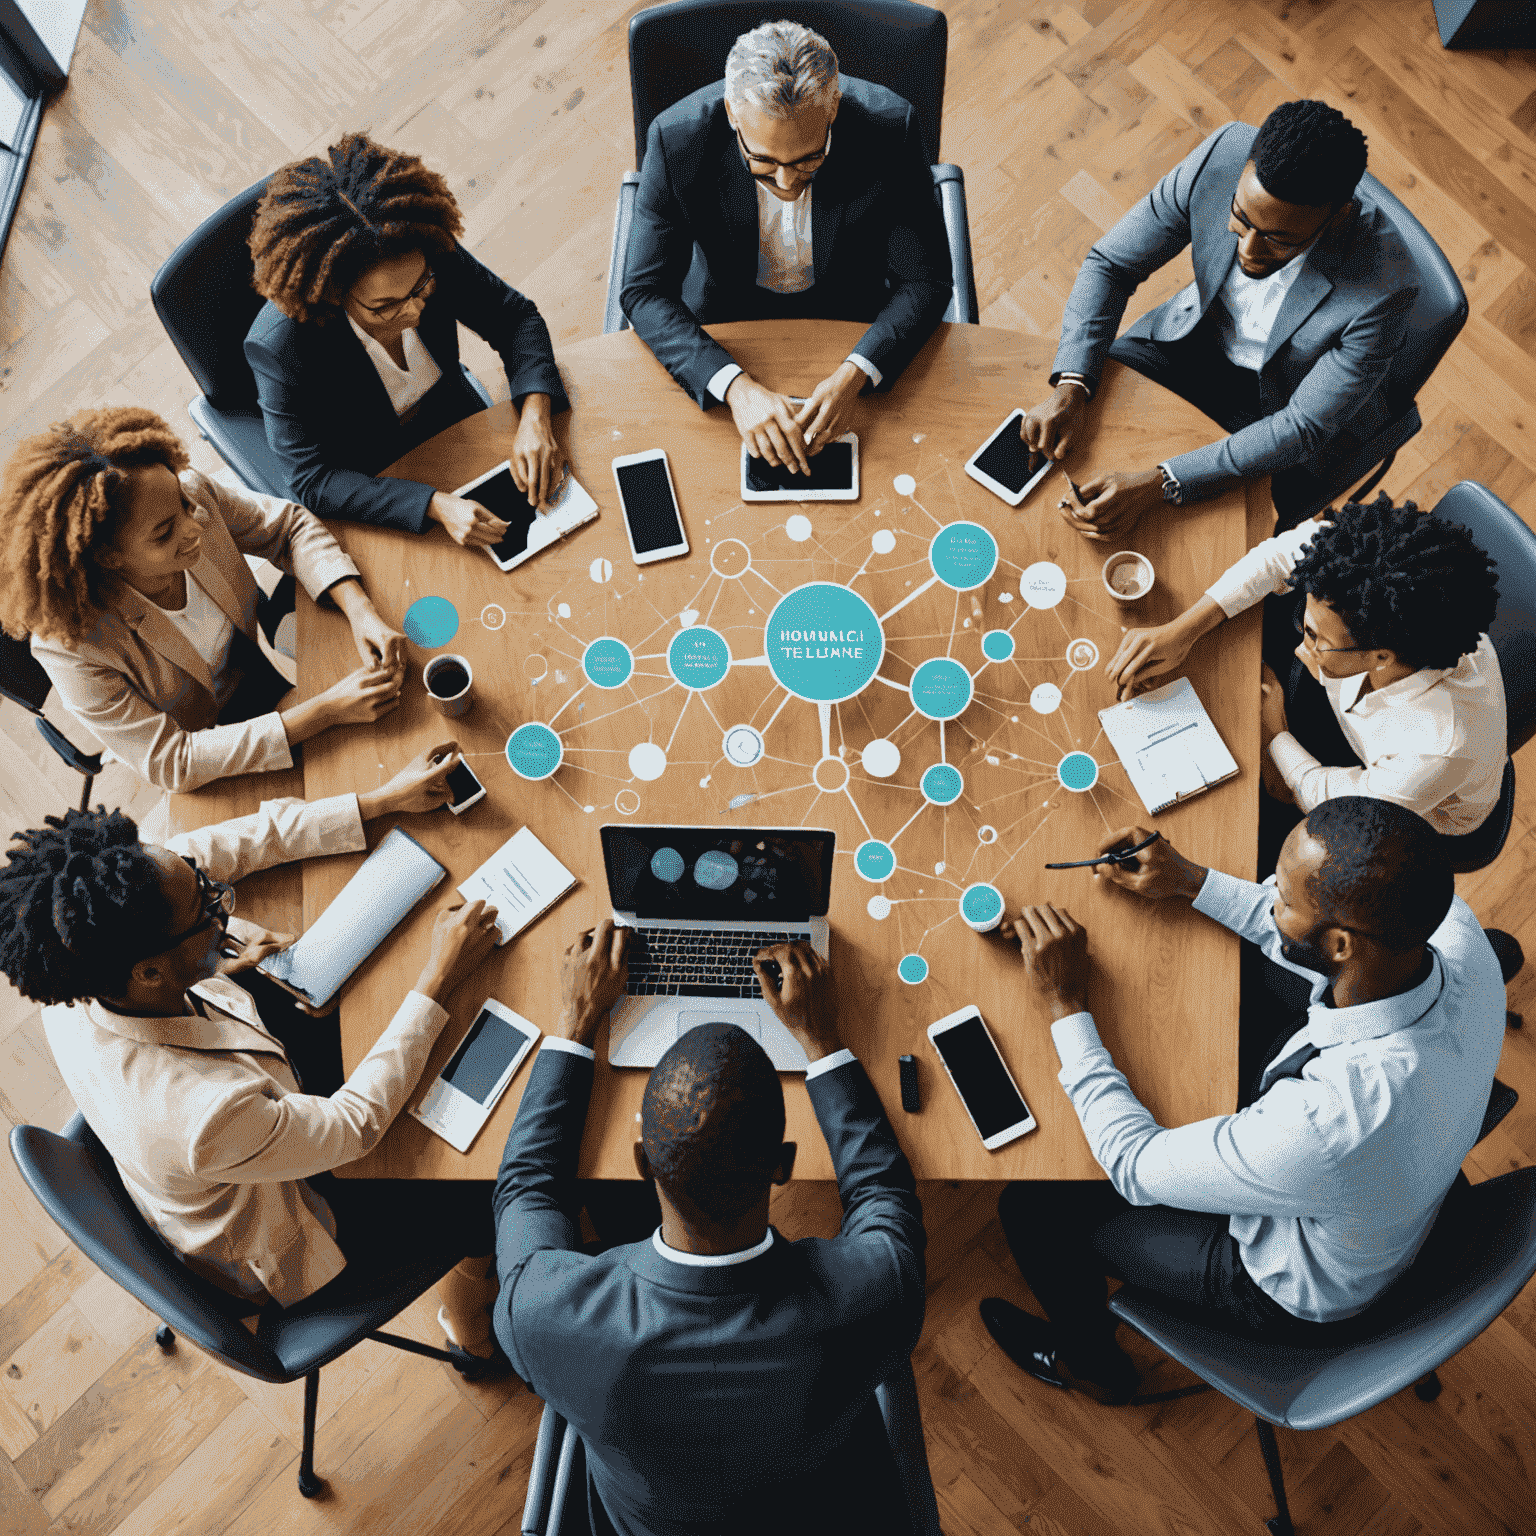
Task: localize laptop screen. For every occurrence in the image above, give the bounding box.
[601,826,835,921]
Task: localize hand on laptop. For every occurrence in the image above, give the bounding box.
[754,941,842,1062]
[555,917,631,1047]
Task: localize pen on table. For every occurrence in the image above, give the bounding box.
[1045,830,1161,870]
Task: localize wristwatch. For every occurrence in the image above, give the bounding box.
[1158,462,1184,505]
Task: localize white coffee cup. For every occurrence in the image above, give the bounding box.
[423,654,474,718]
[960,883,1005,934]
[1102,551,1155,602]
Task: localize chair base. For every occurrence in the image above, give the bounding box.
[1255,1419,1295,1536]
[1414,1369,1443,1401]
[155,1325,175,1352]
[1510,1011,1524,1030]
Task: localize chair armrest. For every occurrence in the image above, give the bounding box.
[932,164,979,325]
[605,173,642,336]
[35,716,101,777]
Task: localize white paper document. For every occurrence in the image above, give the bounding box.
[458,826,577,945]
[1097,677,1239,815]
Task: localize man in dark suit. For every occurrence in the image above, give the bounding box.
[621,20,952,476]
[1023,99,1418,539]
[491,921,927,1536]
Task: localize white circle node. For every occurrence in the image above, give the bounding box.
[1067,637,1099,672]
[480,604,506,630]
[785,514,813,543]
[589,557,613,583]
[893,474,917,496]
[709,538,752,577]
[978,825,998,845]
[615,789,640,815]
[861,738,901,778]
[813,756,851,793]
[871,529,897,555]
[867,895,892,920]
[557,602,571,619]
[1020,561,1067,609]
[1030,682,1063,715]
[723,724,765,767]
[628,742,667,781]
[524,655,548,683]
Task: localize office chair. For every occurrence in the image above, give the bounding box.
[151,181,495,498]
[603,0,978,338]
[0,632,103,813]
[9,1113,469,1499]
[520,1352,943,1536]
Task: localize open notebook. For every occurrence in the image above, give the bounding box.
[1098,677,1239,815]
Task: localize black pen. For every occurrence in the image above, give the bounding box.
[1063,470,1084,503]
[1045,830,1161,870]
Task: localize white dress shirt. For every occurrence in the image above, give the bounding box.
[155,574,236,705]
[346,313,443,417]
[1050,869,1506,1321]
[1206,519,1508,833]
[1211,249,1308,371]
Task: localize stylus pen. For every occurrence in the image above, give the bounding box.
[1045,830,1161,869]
[1063,470,1085,503]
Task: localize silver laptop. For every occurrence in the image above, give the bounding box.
[601,825,836,1071]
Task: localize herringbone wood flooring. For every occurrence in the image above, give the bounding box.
[3,3,1536,1533]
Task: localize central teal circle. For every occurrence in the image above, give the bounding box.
[650,847,684,882]
[583,637,634,689]
[506,722,563,781]
[1058,751,1099,792]
[929,522,999,590]
[909,657,973,721]
[403,595,459,648]
[961,883,1004,925]
[855,839,896,882]
[765,583,885,703]
[667,626,731,690]
[921,763,964,805]
[898,953,929,985]
[981,629,1015,663]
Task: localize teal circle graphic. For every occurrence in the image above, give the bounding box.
[855,839,897,882]
[650,847,684,883]
[1058,751,1099,792]
[909,657,973,721]
[764,583,885,703]
[981,628,1015,663]
[506,722,563,781]
[694,850,739,889]
[929,522,999,590]
[667,626,731,691]
[898,953,929,985]
[403,595,459,648]
[921,763,964,805]
[961,883,1004,926]
[583,637,634,689]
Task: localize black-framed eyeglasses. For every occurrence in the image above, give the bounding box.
[353,265,435,321]
[1230,196,1331,255]
[735,123,832,182]
[162,857,236,948]
[1293,606,1375,655]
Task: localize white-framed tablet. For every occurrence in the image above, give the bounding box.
[612,448,689,565]
[964,410,1055,507]
[409,997,540,1153]
[927,1004,1037,1151]
[454,460,600,573]
[740,433,860,501]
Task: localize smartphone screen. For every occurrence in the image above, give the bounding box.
[615,457,685,554]
[463,467,541,564]
[446,761,483,807]
[933,1012,1030,1138]
[971,412,1036,494]
[441,1007,525,1104]
[745,440,855,494]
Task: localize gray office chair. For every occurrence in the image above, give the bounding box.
[9,1113,470,1499]
[521,1354,943,1535]
[0,631,102,812]
[603,0,977,337]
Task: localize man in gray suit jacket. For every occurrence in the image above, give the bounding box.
[491,922,927,1536]
[1024,100,1417,539]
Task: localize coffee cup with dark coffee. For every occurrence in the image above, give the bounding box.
[424,654,474,718]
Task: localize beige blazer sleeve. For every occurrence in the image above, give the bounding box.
[164,792,366,883]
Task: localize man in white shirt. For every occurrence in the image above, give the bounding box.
[1022,99,1418,540]
[978,798,1505,1406]
[621,21,952,477]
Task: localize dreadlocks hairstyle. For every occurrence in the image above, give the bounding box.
[1250,99,1368,209]
[249,131,465,325]
[641,1022,786,1227]
[1302,797,1453,954]
[0,408,189,648]
[1286,493,1499,673]
[0,807,173,1006]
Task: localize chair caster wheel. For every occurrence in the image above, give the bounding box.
[154,1326,175,1352]
[1414,1373,1443,1402]
[297,1470,325,1498]
[1265,1520,1294,1536]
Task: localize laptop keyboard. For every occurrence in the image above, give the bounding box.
[625,928,804,998]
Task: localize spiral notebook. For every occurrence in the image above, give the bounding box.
[1097,677,1239,815]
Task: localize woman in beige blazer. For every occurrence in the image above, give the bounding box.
[0,406,409,793]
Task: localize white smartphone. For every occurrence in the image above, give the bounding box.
[455,460,600,573]
[965,409,1055,507]
[409,997,540,1153]
[612,449,689,565]
[927,1005,1037,1150]
[444,758,486,815]
[741,434,860,501]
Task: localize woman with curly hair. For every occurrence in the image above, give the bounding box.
[244,130,568,545]
[1105,493,1506,872]
[0,407,409,793]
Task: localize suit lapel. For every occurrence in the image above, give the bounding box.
[1262,261,1334,369]
[110,579,217,696]
[336,314,399,425]
[89,988,289,1062]
[717,133,761,288]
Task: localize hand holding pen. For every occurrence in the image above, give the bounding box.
[1045,830,1161,869]
[1062,826,1210,903]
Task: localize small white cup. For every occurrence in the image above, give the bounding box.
[960,883,1006,934]
[1102,551,1155,602]
[423,654,474,718]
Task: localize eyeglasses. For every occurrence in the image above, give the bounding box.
[162,857,236,948]
[352,266,435,321]
[735,124,832,182]
[1230,196,1331,256]
[1293,606,1375,655]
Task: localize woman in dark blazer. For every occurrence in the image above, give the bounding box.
[245,131,569,547]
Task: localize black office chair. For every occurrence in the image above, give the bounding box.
[9,1113,468,1499]
[0,632,102,813]
[151,180,495,498]
[603,0,977,337]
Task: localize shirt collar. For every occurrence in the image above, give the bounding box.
[1333,663,1446,714]
[650,1225,775,1267]
[1304,948,1446,1048]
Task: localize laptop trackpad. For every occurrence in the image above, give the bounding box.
[677,1010,761,1042]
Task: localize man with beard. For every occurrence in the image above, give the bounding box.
[978,798,1505,1405]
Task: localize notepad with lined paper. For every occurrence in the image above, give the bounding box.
[1097,677,1239,815]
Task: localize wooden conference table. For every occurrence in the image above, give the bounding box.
[169,320,1265,1183]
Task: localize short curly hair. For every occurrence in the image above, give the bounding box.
[1286,494,1498,672]
[0,807,173,1005]
[1251,99,1368,209]
[0,407,189,647]
[249,130,464,325]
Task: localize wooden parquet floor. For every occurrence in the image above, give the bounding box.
[2,2,1536,1532]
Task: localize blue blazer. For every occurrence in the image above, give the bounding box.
[492,1048,927,1536]
[244,242,568,533]
[1052,121,1419,502]
[621,76,953,409]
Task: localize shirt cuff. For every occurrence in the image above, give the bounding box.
[540,1037,596,1061]
[403,991,451,1029]
[707,363,744,403]
[1267,730,1317,791]
[1049,1012,1102,1067]
[846,354,882,388]
[316,793,367,849]
[1191,865,1262,925]
[804,1046,857,1080]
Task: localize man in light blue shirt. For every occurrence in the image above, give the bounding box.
[980,797,1506,1405]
